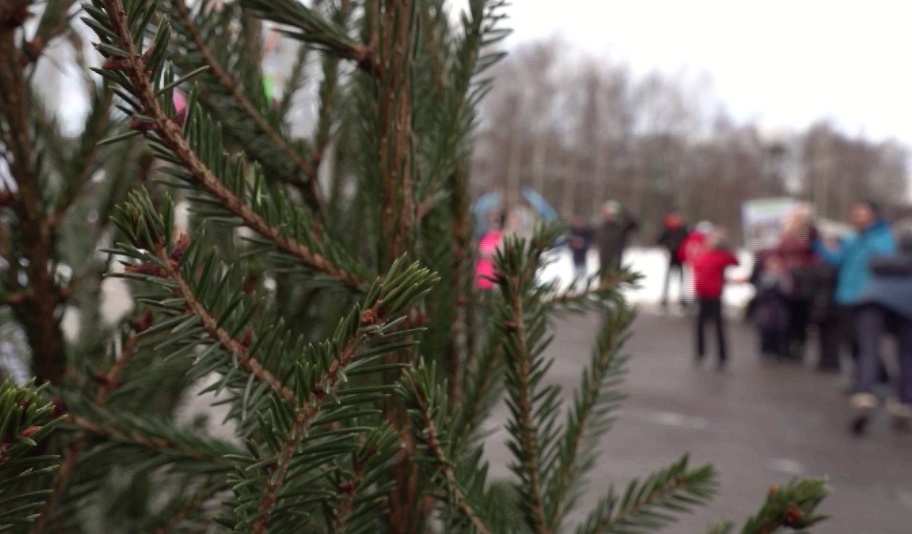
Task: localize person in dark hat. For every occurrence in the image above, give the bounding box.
[595,201,638,278]
[568,213,594,287]
[656,212,690,309]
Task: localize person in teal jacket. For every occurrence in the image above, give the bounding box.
[814,201,897,305]
[813,200,896,380]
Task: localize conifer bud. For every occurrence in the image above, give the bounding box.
[242,275,257,294]
[240,329,253,349]
[130,310,154,333]
[360,309,378,326]
[101,56,132,71]
[338,480,356,496]
[125,261,165,277]
[784,504,803,526]
[19,426,42,438]
[128,119,155,132]
[51,397,67,418]
[169,234,190,263]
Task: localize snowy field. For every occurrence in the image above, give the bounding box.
[539,246,756,310]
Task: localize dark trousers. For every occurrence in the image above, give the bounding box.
[696,298,727,362]
[661,260,685,305]
[840,305,890,384]
[816,318,841,371]
[786,298,811,356]
[855,305,912,404]
[760,326,787,357]
[838,305,861,360]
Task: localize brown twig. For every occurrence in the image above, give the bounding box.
[70,415,229,463]
[0,16,65,385]
[592,476,694,533]
[545,273,634,307]
[154,243,299,406]
[450,346,501,457]
[33,332,141,532]
[506,275,550,533]
[375,0,414,264]
[415,386,492,534]
[547,316,626,529]
[18,0,76,66]
[99,0,364,288]
[0,0,33,29]
[49,90,114,229]
[253,333,364,533]
[332,461,364,533]
[153,483,222,534]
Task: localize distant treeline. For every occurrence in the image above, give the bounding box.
[472,37,908,243]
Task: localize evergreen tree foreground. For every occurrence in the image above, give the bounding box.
[0,0,829,532]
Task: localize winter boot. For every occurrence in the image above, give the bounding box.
[849,393,878,435]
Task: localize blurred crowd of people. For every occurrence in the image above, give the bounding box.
[657,199,912,436]
[740,200,912,436]
[475,196,912,437]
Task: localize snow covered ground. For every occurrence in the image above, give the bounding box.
[539,246,756,309]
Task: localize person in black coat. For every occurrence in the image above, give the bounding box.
[595,201,638,278]
[791,262,840,372]
[657,212,690,308]
[568,214,594,287]
[751,254,792,359]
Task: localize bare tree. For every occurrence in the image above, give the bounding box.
[473,37,909,241]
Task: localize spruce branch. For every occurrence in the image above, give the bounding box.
[253,406,310,533]
[575,455,718,534]
[309,2,349,191]
[252,325,371,533]
[152,238,300,407]
[20,0,77,66]
[499,241,551,533]
[33,326,142,532]
[68,415,235,465]
[543,271,638,313]
[232,256,437,532]
[167,0,324,214]
[242,0,375,74]
[92,0,366,287]
[0,24,65,384]
[374,0,416,264]
[0,380,62,532]
[151,482,222,534]
[506,289,548,533]
[546,307,633,529]
[449,316,504,456]
[50,83,115,228]
[731,478,829,534]
[277,43,309,119]
[401,364,493,534]
[331,454,365,533]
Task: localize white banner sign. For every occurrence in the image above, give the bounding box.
[741,198,796,251]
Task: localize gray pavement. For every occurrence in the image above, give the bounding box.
[482,307,912,533]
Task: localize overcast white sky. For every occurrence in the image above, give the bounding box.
[502,0,912,145]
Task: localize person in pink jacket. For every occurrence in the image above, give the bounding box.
[476,213,507,290]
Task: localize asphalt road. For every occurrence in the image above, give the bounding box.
[482,306,912,533]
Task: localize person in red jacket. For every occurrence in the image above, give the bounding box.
[679,221,714,265]
[691,228,740,369]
